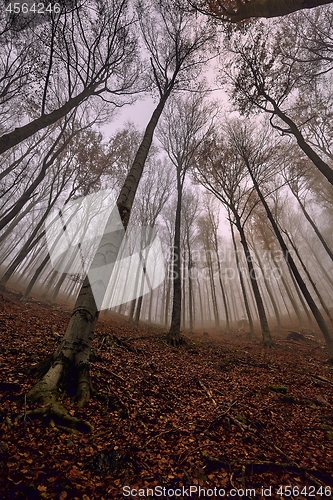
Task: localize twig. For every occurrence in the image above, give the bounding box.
[99,366,126,382]
[198,379,217,406]
[207,401,237,430]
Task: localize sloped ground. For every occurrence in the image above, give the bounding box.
[1,291,333,499]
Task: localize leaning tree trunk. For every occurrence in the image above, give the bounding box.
[248,165,333,362]
[292,189,333,262]
[252,243,282,328]
[269,248,304,327]
[284,231,333,326]
[27,93,172,421]
[0,84,98,157]
[263,92,333,186]
[236,217,272,346]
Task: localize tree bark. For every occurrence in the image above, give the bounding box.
[285,231,333,325]
[0,84,98,156]
[252,244,282,328]
[236,215,272,345]
[292,190,333,261]
[28,92,171,408]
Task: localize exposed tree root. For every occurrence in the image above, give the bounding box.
[262,339,275,348]
[166,335,180,347]
[166,329,186,347]
[17,399,93,433]
[26,355,54,378]
[24,356,94,432]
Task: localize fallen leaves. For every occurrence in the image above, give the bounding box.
[1,291,333,498]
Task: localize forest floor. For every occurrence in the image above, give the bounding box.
[1,291,333,499]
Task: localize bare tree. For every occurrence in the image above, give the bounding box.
[157,92,216,346]
[227,119,333,362]
[195,126,273,345]
[223,14,333,185]
[25,0,216,429]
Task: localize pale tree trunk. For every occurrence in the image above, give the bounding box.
[230,220,255,338]
[164,274,171,326]
[134,227,155,327]
[186,231,194,333]
[27,93,172,417]
[160,280,166,324]
[197,278,205,327]
[182,258,186,330]
[207,249,220,332]
[205,280,213,325]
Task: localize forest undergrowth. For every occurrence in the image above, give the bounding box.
[1,291,333,499]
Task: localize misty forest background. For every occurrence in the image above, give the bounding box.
[1,0,333,497]
[0,0,332,349]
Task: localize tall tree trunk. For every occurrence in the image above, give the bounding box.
[22,253,50,300]
[0,84,98,156]
[207,249,220,332]
[236,216,272,345]
[28,92,172,409]
[230,220,255,338]
[186,236,194,333]
[197,278,205,328]
[167,173,183,346]
[269,249,304,327]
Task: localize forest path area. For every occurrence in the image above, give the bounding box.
[1,292,333,499]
